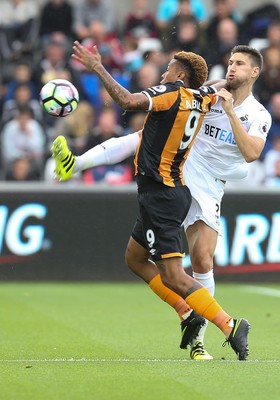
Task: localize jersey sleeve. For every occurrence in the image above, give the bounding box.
[199,85,218,106]
[247,108,272,141]
[142,84,179,112]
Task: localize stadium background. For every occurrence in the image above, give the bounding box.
[34,0,267,23]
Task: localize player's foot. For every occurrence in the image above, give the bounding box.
[190,340,213,360]
[52,135,76,181]
[180,311,206,350]
[223,318,250,361]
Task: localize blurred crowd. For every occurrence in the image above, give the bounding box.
[0,0,280,187]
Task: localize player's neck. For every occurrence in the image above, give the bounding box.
[231,85,252,107]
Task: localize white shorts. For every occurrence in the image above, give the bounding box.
[183,157,225,234]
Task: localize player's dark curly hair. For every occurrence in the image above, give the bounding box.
[174,51,208,90]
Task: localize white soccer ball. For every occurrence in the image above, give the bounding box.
[40,79,79,117]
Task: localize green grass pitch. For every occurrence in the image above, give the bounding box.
[0,281,279,399]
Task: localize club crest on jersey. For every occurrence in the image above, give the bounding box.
[259,122,269,135]
[149,85,167,94]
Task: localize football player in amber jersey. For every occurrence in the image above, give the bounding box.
[52,42,251,361]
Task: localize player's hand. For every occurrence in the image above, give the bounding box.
[216,88,234,114]
[72,41,102,72]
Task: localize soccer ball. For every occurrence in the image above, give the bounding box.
[40,79,79,117]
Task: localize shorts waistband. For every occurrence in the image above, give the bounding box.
[136,174,166,192]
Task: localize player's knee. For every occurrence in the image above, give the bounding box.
[191,252,213,273]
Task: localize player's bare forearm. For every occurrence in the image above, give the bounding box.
[92,64,146,110]
[72,41,148,111]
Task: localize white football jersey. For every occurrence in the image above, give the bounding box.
[184,93,272,181]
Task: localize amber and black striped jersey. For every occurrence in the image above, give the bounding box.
[134,80,217,189]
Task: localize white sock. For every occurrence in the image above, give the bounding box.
[192,270,215,346]
[193,270,215,296]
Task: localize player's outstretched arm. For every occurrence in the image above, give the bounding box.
[72,41,149,111]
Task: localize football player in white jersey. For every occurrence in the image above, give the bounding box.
[52,45,271,360]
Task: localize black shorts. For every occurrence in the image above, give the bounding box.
[131,185,191,261]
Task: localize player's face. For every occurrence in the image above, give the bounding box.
[160,59,181,84]
[226,53,259,89]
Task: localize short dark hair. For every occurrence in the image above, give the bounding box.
[231,45,263,72]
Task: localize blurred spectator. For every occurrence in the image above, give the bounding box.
[122,36,144,72]
[1,83,43,127]
[265,18,280,49]
[164,0,205,52]
[205,17,239,70]
[155,0,208,34]
[261,92,280,158]
[241,3,280,43]
[73,0,115,40]
[83,107,133,185]
[122,35,164,74]
[4,61,38,101]
[0,0,39,61]
[1,107,46,179]
[208,50,231,81]
[123,112,146,136]
[205,0,241,48]
[0,81,8,118]
[71,20,124,73]
[34,40,72,86]
[53,100,95,153]
[168,15,204,53]
[250,17,280,52]
[129,61,160,93]
[254,46,280,106]
[5,157,41,181]
[122,0,159,40]
[39,0,74,50]
[264,136,280,187]
[138,38,165,68]
[85,107,124,149]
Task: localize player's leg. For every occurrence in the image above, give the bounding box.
[126,237,194,316]
[182,162,224,358]
[52,133,139,180]
[155,256,250,360]
[126,213,209,350]
[125,225,193,319]
[185,220,218,359]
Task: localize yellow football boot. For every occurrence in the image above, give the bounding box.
[51,135,76,181]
